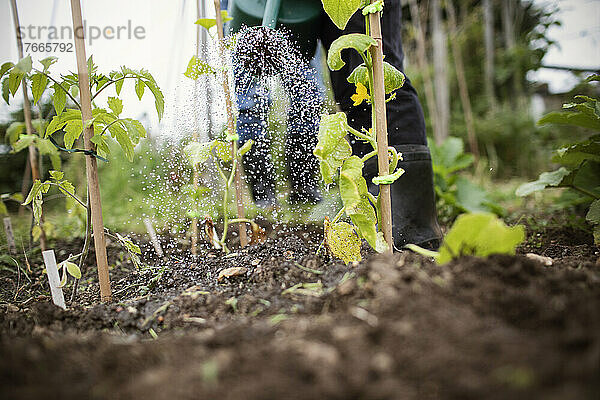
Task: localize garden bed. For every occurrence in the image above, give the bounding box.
[1,221,599,399]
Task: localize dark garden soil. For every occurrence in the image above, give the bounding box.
[1,219,599,399]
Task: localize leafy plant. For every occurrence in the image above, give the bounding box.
[430,136,502,221]
[316,0,407,260]
[516,75,600,243]
[184,137,260,252]
[407,212,525,264]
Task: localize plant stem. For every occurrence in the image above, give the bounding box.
[32,68,81,110]
[571,185,600,200]
[332,207,346,224]
[91,76,138,101]
[48,182,87,208]
[71,193,91,305]
[348,125,376,149]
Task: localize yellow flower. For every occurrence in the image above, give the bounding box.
[351,82,369,106]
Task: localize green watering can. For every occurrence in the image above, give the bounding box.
[228,0,322,58]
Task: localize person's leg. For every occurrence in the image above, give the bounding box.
[319,1,442,249]
[234,64,277,207]
[280,50,324,204]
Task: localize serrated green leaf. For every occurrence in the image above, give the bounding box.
[184,56,216,80]
[31,73,48,105]
[516,167,571,197]
[8,68,24,96]
[214,140,232,163]
[135,79,145,100]
[49,170,64,180]
[185,141,216,165]
[2,78,10,104]
[327,33,377,71]
[39,56,57,71]
[90,134,110,156]
[321,0,363,30]
[143,79,164,120]
[63,119,84,148]
[538,110,600,131]
[12,134,37,153]
[324,219,362,264]
[0,62,14,80]
[45,109,82,138]
[53,83,66,115]
[436,213,525,264]
[14,55,32,74]
[107,96,123,116]
[587,199,600,225]
[0,200,7,216]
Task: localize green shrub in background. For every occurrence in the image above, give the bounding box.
[517,75,600,244]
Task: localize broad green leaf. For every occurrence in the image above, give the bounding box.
[0,62,14,80]
[362,0,384,15]
[6,122,25,145]
[313,112,352,184]
[347,61,405,94]
[184,56,216,80]
[62,261,82,279]
[0,200,7,216]
[8,68,24,96]
[31,73,48,105]
[143,79,164,120]
[436,213,525,264]
[339,156,378,248]
[2,78,10,104]
[63,119,84,148]
[430,136,474,176]
[12,134,37,153]
[122,119,146,144]
[185,141,216,165]
[39,56,57,71]
[214,140,232,163]
[552,135,600,167]
[238,139,253,157]
[14,55,32,74]
[22,180,50,224]
[53,83,66,115]
[516,167,571,197]
[587,199,600,225]
[324,219,362,264]
[327,34,377,71]
[45,109,82,138]
[195,11,232,30]
[135,78,145,100]
[571,160,600,198]
[90,134,110,156]
[110,122,135,161]
[538,110,600,131]
[454,176,493,213]
[107,96,123,116]
[321,0,363,30]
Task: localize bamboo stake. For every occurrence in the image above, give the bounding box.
[10,0,47,251]
[368,2,393,252]
[445,0,479,160]
[70,0,111,302]
[213,0,248,248]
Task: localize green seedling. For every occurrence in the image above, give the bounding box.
[407,212,525,264]
[516,75,600,244]
[317,0,406,260]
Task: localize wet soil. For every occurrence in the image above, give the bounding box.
[1,220,599,399]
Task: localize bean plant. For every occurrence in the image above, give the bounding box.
[316,0,406,263]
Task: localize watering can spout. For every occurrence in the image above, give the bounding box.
[261,0,281,29]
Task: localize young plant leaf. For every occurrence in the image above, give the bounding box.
[348,62,405,94]
[195,10,233,31]
[436,213,525,264]
[327,34,377,71]
[313,112,353,184]
[0,62,14,80]
[31,73,48,105]
[372,166,405,185]
[516,167,571,197]
[61,261,82,279]
[321,0,363,30]
[52,83,66,115]
[238,139,254,157]
[184,56,216,80]
[39,56,58,71]
[185,141,217,165]
[324,219,362,264]
[135,79,145,100]
[107,96,123,116]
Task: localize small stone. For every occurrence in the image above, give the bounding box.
[5,304,19,312]
[217,267,248,282]
[337,279,356,296]
[251,259,261,266]
[525,253,553,266]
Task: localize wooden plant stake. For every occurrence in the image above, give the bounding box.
[70,0,111,302]
[3,217,17,255]
[42,250,66,310]
[368,1,393,252]
[213,0,248,248]
[9,0,47,251]
[144,218,164,259]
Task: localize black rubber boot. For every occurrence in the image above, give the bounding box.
[241,138,277,208]
[285,133,322,205]
[364,144,443,250]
